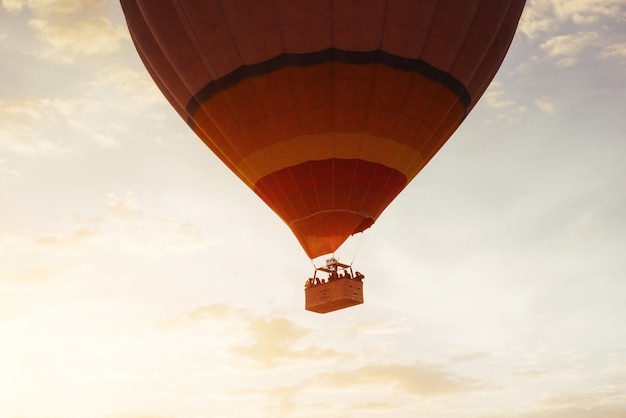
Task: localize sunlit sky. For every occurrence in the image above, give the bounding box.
[1,1,626,417]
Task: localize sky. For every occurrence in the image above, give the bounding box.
[1,0,625,417]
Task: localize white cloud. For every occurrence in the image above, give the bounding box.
[232,358,491,417]
[519,0,557,39]
[337,317,411,336]
[484,81,517,109]
[0,159,23,183]
[519,0,626,38]
[519,1,626,69]
[540,31,600,66]
[0,98,67,154]
[163,304,348,367]
[539,386,626,410]
[0,192,209,283]
[0,265,56,283]
[1,0,23,13]
[0,96,119,154]
[534,97,555,113]
[25,0,106,18]
[602,42,626,58]
[238,360,490,415]
[105,191,142,219]
[314,362,488,397]
[5,0,127,63]
[83,65,165,111]
[28,17,127,63]
[0,65,167,155]
[553,0,626,24]
[448,351,491,363]
[605,352,626,374]
[0,228,32,259]
[106,414,177,418]
[513,368,550,378]
[482,81,527,125]
[35,191,208,256]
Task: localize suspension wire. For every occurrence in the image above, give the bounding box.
[310,252,336,270]
[349,231,367,267]
[310,235,367,270]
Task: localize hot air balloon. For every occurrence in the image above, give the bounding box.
[120,0,525,313]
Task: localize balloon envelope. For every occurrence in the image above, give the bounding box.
[121,0,526,259]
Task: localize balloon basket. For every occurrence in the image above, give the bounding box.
[305,277,363,313]
[305,257,365,313]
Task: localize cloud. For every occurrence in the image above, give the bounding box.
[518,1,626,72]
[478,385,626,418]
[0,159,23,183]
[105,191,142,219]
[602,42,626,59]
[540,31,601,66]
[484,81,516,109]
[336,317,411,337]
[533,347,587,363]
[0,95,124,154]
[4,0,110,19]
[352,401,399,411]
[34,191,207,255]
[23,0,107,17]
[522,387,626,418]
[0,228,32,259]
[448,351,491,363]
[0,65,167,155]
[528,407,626,418]
[7,0,127,63]
[513,368,550,378]
[82,65,165,111]
[0,265,56,283]
[1,0,23,13]
[28,17,127,63]
[105,415,176,418]
[163,303,234,327]
[0,97,68,154]
[240,315,311,350]
[231,312,350,367]
[534,97,555,113]
[489,406,626,418]
[234,359,489,416]
[0,228,59,286]
[552,0,626,24]
[0,192,208,284]
[514,347,587,379]
[0,191,209,291]
[519,0,558,39]
[605,352,626,374]
[314,362,488,397]
[519,0,626,38]
[165,303,348,367]
[482,81,527,124]
[541,388,626,408]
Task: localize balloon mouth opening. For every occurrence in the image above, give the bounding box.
[289,210,374,259]
[353,218,374,235]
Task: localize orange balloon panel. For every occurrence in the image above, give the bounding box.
[121,0,526,259]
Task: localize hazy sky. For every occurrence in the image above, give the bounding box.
[1,1,625,417]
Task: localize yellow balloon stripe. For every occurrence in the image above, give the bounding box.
[189,63,466,189]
